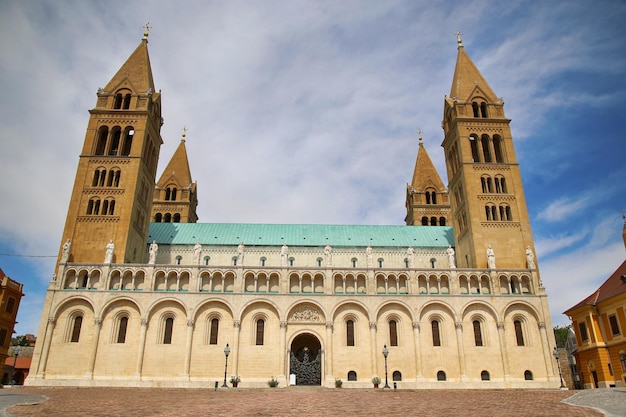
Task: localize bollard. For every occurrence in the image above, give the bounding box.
[393,382,397,390]
[215,381,219,391]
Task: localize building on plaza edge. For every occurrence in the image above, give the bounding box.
[26,32,559,388]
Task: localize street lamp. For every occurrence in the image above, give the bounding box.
[222,343,231,388]
[10,346,21,386]
[382,344,390,389]
[553,346,566,389]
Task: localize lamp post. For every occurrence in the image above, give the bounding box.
[382,344,390,389]
[10,346,20,386]
[553,346,566,389]
[222,343,231,388]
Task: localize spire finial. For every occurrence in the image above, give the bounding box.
[181,126,188,142]
[143,22,152,41]
[417,129,423,145]
[455,29,463,47]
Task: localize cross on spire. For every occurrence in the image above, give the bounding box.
[455,29,463,46]
[143,22,152,40]
[182,126,188,141]
[417,129,423,144]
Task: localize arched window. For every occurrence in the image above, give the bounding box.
[154,213,162,222]
[316,258,323,267]
[209,318,219,345]
[346,320,355,346]
[524,370,533,380]
[514,320,525,346]
[499,205,512,221]
[260,257,266,267]
[473,320,483,346]
[485,205,497,221]
[404,258,409,268]
[430,258,436,268]
[389,320,398,346]
[378,258,384,268]
[494,176,507,193]
[431,320,441,346]
[171,188,177,201]
[175,256,182,265]
[437,370,446,381]
[493,135,504,163]
[96,126,109,155]
[108,128,121,156]
[232,257,238,266]
[173,213,181,223]
[439,217,446,226]
[87,198,101,215]
[351,258,357,268]
[121,128,134,156]
[114,93,123,109]
[469,135,480,162]
[204,256,210,266]
[430,217,437,226]
[347,371,357,381]
[123,93,131,110]
[481,370,490,380]
[117,316,128,343]
[481,135,492,162]
[392,371,402,381]
[431,192,437,204]
[289,257,295,267]
[102,199,109,215]
[164,213,172,223]
[421,216,429,226]
[480,102,488,118]
[472,102,479,118]
[165,188,171,201]
[255,319,265,345]
[163,317,174,344]
[70,315,83,342]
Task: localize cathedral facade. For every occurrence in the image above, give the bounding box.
[26,33,559,388]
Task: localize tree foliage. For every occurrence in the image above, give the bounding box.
[553,325,570,348]
[11,335,31,346]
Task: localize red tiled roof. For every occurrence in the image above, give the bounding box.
[564,259,626,314]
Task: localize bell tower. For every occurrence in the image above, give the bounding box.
[441,35,537,269]
[58,30,163,264]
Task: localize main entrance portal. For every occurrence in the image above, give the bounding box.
[290,333,321,385]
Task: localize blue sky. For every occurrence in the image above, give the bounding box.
[0,0,624,336]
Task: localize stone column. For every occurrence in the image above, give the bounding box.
[134,319,148,379]
[325,321,334,384]
[35,317,56,378]
[455,322,468,381]
[232,320,241,375]
[413,322,423,379]
[86,319,102,378]
[369,322,378,376]
[183,320,195,378]
[538,322,555,377]
[497,322,511,381]
[280,321,288,380]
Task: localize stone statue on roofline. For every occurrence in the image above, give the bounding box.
[324,245,332,267]
[237,242,245,264]
[193,242,202,265]
[486,245,496,269]
[366,246,373,268]
[61,239,71,263]
[148,240,158,264]
[447,245,456,269]
[104,240,115,264]
[281,244,289,267]
[525,246,535,269]
[407,246,415,268]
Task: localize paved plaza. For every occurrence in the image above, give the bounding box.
[2,386,625,417]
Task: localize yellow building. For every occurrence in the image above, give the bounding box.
[564,219,626,388]
[0,268,24,374]
[26,33,559,389]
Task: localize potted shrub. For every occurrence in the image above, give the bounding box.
[371,376,381,388]
[335,378,343,388]
[267,377,279,388]
[230,375,240,387]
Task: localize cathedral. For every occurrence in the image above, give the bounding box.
[26,31,559,388]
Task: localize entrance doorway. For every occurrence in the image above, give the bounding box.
[290,333,321,385]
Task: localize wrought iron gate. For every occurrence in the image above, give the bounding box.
[290,346,321,385]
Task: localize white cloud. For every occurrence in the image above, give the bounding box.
[537,195,592,223]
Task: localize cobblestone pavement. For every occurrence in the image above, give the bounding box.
[562,388,626,417]
[2,387,617,417]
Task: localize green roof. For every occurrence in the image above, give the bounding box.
[148,223,454,248]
